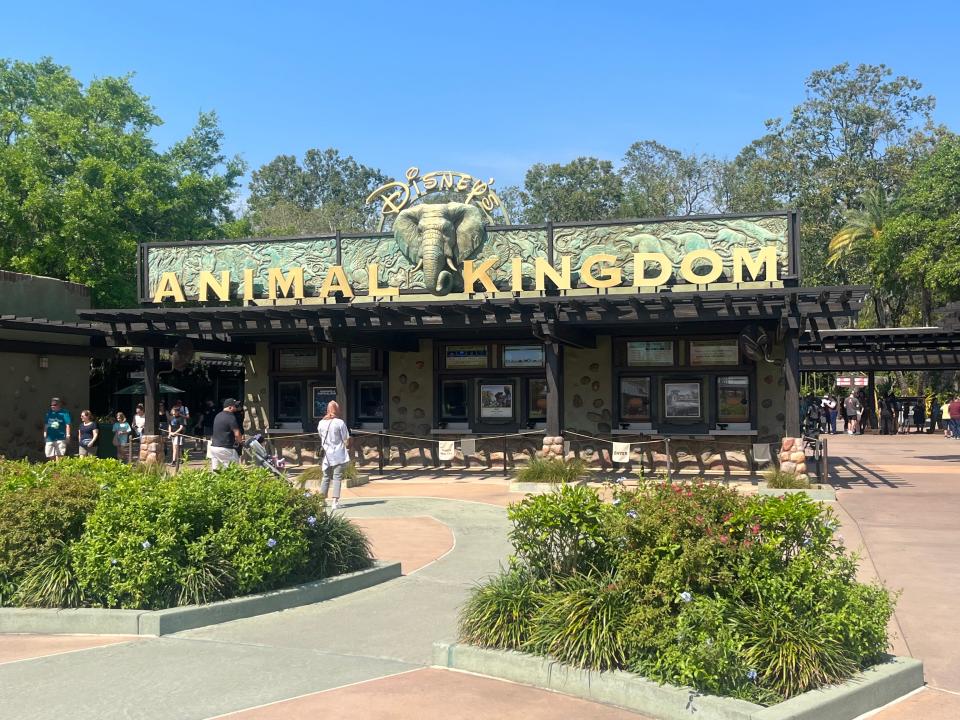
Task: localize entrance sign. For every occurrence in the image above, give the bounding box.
[143,210,795,303]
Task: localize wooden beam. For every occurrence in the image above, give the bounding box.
[122,332,256,355]
[144,346,159,436]
[784,331,801,437]
[545,340,562,438]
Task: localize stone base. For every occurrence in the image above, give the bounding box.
[139,434,162,465]
[777,437,811,483]
[539,435,565,459]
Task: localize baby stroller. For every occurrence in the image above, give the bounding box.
[243,434,287,478]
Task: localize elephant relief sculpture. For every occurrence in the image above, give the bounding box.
[393,202,487,295]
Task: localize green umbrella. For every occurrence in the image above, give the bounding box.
[114,381,185,395]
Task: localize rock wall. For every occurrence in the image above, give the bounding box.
[562,336,612,466]
[375,340,435,467]
[756,339,786,443]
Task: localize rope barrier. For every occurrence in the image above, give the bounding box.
[563,430,665,447]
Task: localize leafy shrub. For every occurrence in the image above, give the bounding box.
[459,570,544,650]
[462,480,895,704]
[0,458,119,605]
[514,457,589,484]
[72,465,372,609]
[507,484,613,580]
[764,469,811,489]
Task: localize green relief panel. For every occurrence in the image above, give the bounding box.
[552,216,789,286]
[482,228,548,286]
[340,235,420,291]
[146,237,338,298]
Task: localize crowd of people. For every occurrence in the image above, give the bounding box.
[802,390,960,438]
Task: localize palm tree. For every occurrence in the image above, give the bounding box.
[827,187,889,267]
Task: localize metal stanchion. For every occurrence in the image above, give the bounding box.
[664,437,672,482]
[378,431,384,472]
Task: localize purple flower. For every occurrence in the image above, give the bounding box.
[303,491,312,497]
[266,538,277,548]
[616,476,627,484]
[110,559,117,566]
[679,591,693,603]
[612,499,621,506]
[627,510,638,519]
[747,669,758,681]
[307,515,317,526]
[141,540,151,550]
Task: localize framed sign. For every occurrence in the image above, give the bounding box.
[276,381,302,422]
[717,376,750,422]
[690,339,739,366]
[356,380,384,420]
[664,381,701,418]
[619,378,651,421]
[446,344,488,369]
[479,382,514,419]
[278,348,318,370]
[627,340,674,367]
[528,378,548,419]
[312,386,337,418]
[503,345,544,368]
[440,380,468,419]
[350,349,373,370]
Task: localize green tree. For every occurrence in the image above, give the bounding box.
[620,140,723,217]
[724,63,940,286]
[880,134,960,325]
[0,58,245,307]
[521,157,623,223]
[247,148,387,234]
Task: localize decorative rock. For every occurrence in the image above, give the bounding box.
[591,381,600,391]
[580,376,590,385]
[790,451,806,464]
[592,398,603,408]
[761,399,773,408]
[573,395,583,408]
[589,363,599,372]
[398,374,408,384]
[781,438,795,451]
[764,374,774,384]
[392,395,401,404]
[409,381,420,392]
[397,407,408,416]
[413,408,425,419]
[780,461,797,473]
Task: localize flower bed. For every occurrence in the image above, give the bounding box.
[0,458,372,610]
[459,481,894,705]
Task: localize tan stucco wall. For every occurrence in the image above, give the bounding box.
[756,340,787,443]
[388,340,434,436]
[0,271,90,321]
[243,342,270,432]
[0,352,90,460]
[563,336,613,434]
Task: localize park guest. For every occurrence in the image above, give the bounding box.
[929,397,941,434]
[912,401,925,433]
[948,396,960,440]
[77,410,98,457]
[317,400,350,510]
[207,398,243,469]
[43,397,72,461]
[112,412,132,461]
[823,394,838,434]
[844,392,861,435]
[133,404,146,437]
[172,398,190,422]
[201,399,217,439]
[169,406,185,465]
[942,399,952,437]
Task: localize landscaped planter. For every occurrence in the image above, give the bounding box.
[345,471,370,488]
[756,484,836,501]
[0,561,400,636]
[433,643,923,720]
[509,477,589,494]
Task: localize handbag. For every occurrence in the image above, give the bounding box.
[317,420,331,462]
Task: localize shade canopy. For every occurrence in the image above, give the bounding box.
[114,381,184,395]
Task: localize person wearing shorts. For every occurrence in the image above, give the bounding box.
[169,406,186,465]
[112,412,132,462]
[44,397,72,460]
[77,410,99,457]
[208,398,243,469]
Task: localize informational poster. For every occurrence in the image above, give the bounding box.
[528,378,548,419]
[312,386,337,418]
[460,438,476,456]
[446,345,488,368]
[717,376,750,422]
[627,341,674,367]
[612,442,631,463]
[479,383,513,418]
[689,340,739,366]
[620,378,651,420]
[350,349,373,370]
[438,441,455,461]
[664,382,701,418]
[503,345,545,368]
[278,348,318,370]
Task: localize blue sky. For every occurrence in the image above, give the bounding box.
[4,1,959,190]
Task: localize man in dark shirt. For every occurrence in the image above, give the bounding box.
[949,396,960,441]
[207,398,243,469]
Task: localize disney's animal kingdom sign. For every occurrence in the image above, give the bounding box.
[143,208,794,303]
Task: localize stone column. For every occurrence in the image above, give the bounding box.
[778,437,810,483]
[139,434,161,465]
[541,341,565,459]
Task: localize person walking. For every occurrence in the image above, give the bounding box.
[317,400,351,510]
[912,400,925,434]
[133,404,146,437]
[949,396,960,440]
[169,406,186,466]
[207,398,243,469]
[43,397,72,461]
[112,412,132,462]
[942,399,952,438]
[823,394,838,434]
[844,392,861,435]
[929,397,941,434]
[879,393,896,436]
[77,410,99,457]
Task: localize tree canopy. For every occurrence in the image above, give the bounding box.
[0,58,244,307]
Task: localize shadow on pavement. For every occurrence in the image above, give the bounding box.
[829,457,912,490]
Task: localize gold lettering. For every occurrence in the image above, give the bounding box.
[464,178,488,204]
[439,172,455,191]
[318,265,354,298]
[198,271,231,302]
[152,272,185,303]
[632,252,672,287]
[732,247,778,283]
[456,174,472,192]
[367,263,399,296]
[581,254,622,289]
[679,249,724,285]
[511,257,524,292]
[534,256,572,290]
[267,267,305,300]
[463,257,499,293]
[422,172,438,191]
[242,269,255,301]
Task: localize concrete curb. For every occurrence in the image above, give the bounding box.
[509,479,588,494]
[0,561,401,637]
[432,643,923,720]
[757,484,837,501]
